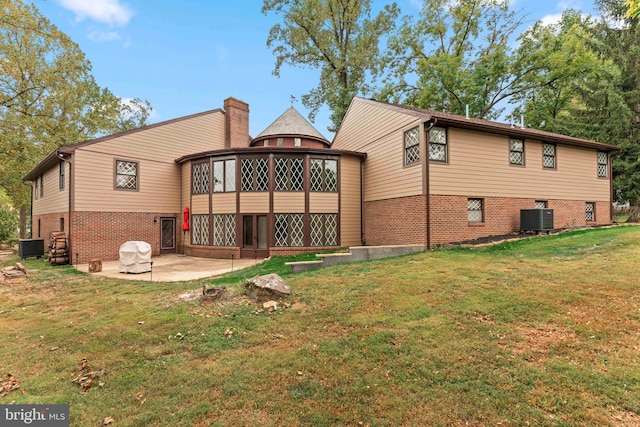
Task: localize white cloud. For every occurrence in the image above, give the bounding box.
[540,13,563,26]
[57,0,133,26]
[88,30,121,42]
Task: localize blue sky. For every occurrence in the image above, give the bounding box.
[33,0,596,140]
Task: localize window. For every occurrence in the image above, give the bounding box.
[509,138,524,165]
[585,202,595,222]
[468,198,483,223]
[277,137,284,147]
[404,127,420,165]
[241,157,269,191]
[535,200,548,209]
[191,214,209,245]
[59,162,65,190]
[429,126,447,162]
[310,213,338,246]
[597,152,608,177]
[274,213,305,246]
[542,143,556,169]
[39,176,44,198]
[275,157,304,191]
[212,214,236,246]
[192,162,210,194]
[115,160,138,190]
[213,159,236,192]
[60,218,64,232]
[310,159,337,192]
[294,138,301,147]
[34,179,38,200]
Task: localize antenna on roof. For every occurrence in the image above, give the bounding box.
[465,104,469,119]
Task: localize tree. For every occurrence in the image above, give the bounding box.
[0,0,151,237]
[263,0,399,131]
[0,188,18,244]
[626,0,640,18]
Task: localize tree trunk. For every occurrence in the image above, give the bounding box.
[19,206,27,239]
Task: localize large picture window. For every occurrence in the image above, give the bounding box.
[429,126,447,162]
[310,159,337,192]
[241,158,269,191]
[274,157,304,191]
[213,159,236,192]
[115,160,138,190]
[192,162,209,194]
[404,127,420,165]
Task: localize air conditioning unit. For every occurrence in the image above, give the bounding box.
[18,238,45,260]
[520,209,554,232]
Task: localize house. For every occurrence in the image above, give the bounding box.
[24,96,619,263]
[332,97,620,247]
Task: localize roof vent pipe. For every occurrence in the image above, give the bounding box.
[520,114,525,128]
[465,104,469,119]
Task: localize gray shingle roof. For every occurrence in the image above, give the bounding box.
[254,107,328,142]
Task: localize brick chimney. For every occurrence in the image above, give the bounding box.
[224,97,250,148]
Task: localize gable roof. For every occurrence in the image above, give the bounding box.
[252,107,329,146]
[341,98,621,153]
[23,109,223,181]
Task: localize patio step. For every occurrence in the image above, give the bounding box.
[284,260,324,273]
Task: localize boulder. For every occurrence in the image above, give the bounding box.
[244,274,290,302]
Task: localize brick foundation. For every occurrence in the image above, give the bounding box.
[363,195,428,246]
[364,194,612,248]
[32,212,69,241]
[71,211,180,263]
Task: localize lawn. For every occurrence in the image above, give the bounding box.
[1,226,640,426]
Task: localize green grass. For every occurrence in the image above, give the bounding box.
[1,226,640,426]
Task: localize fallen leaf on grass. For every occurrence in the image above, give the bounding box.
[103,416,114,425]
[71,358,104,395]
[138,321,145,325]
[223,328,233,338]
[0,373,20,397]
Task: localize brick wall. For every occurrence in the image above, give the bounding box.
[363,194,612,248]
[184,245,240,259]
[71,211,179,263]
[32,211,69,241]
[363,195,428,246]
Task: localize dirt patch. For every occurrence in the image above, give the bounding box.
[510,325,579,363]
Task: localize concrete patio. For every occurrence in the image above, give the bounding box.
[75,254,262,282]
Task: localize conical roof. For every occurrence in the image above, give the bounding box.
[254,107,328,142]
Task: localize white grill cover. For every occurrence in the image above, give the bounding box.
[119,241,152,273]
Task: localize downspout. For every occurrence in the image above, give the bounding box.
[609,151,615,223]
[360,156,365,245]
[57,151,73,260]
[424,118,437,249]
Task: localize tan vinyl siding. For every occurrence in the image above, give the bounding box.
[332,98,423,202]
[273,193,305,213]
[309,193,339,213]
[191,194,209,214]
[212,193,236,213]
[340,156,362,246]
[430,128,610,201]
[32,162,69,215]
[73,112,223,212]
[240,193,269,213]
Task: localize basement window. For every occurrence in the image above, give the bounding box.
[585,202,595,222]
[468,198,484,223]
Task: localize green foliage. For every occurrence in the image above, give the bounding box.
[0,188,18,243]
[263,0,399,131]
[0,0,152,233]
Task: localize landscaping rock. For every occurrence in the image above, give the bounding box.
[263,300,278,311]
[244,273,290,302]
[201,285,228,302]
[1,264,27,280]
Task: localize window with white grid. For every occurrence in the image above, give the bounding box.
[535,200,548,209]
[116,160,138,190]
[275,157,304,191]
[509,138,524,165]
[241,158,269,191]
[212,214,236,246]
[429,127,447,162]
[310,159,338,192]
[191,214,209,245]
[192,162,209,194]
[310,213,338,246]
[468,198,483,223]
[543,143,556,169]
[597,152,608,178]
[274,214,304,247]
[404,127,420,165]
[213,159,236,192]
[585,202,595,222]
